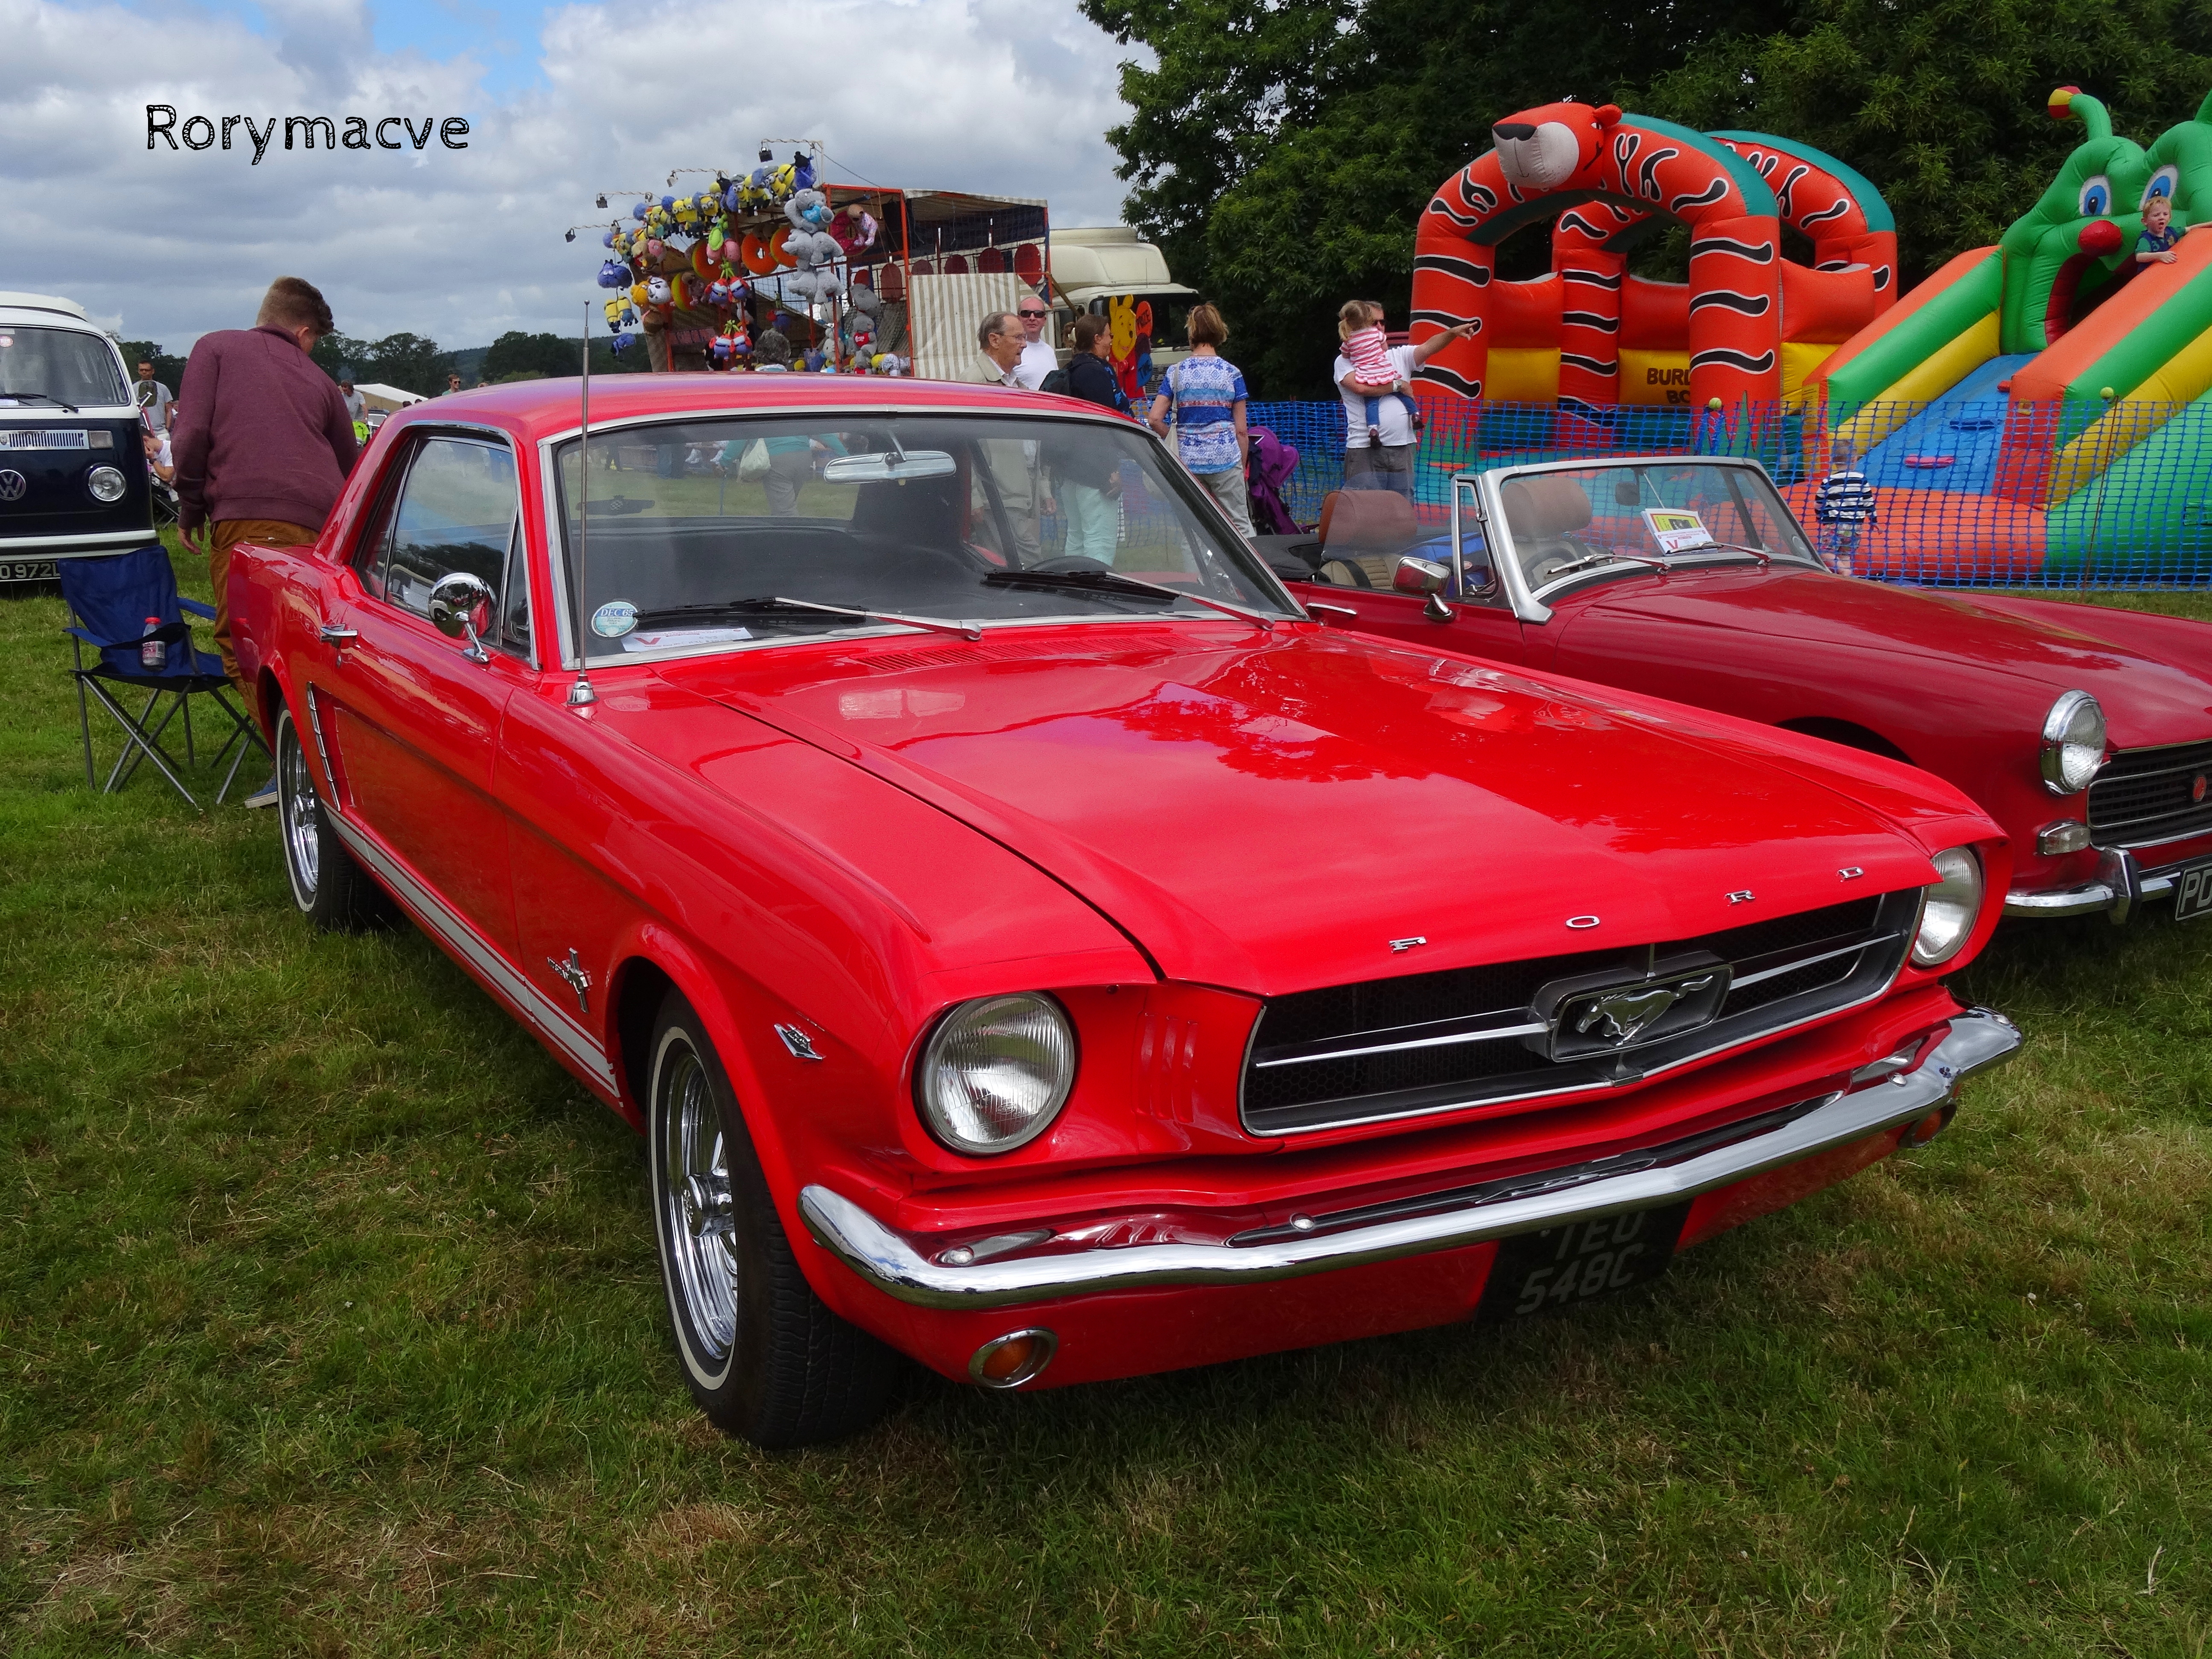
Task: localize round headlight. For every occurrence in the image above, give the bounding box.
[915,993,1076,1155]
[1912,846,1985,968]
[2040,689,2106,795]
[87,464,127,504]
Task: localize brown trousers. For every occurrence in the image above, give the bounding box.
[204,520,316,690]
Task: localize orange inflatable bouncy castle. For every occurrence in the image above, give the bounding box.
[1413,102,1898,410]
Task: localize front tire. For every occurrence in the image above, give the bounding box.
[275,704,390,931]
[646,988,895,1447]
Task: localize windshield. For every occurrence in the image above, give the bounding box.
[1497,462,1817,592]
[553,414,1292,658]
[0,325,131,409]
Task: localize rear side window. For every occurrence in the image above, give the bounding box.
[358,435,527,655]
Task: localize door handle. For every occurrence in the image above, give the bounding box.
[319,623,359,645]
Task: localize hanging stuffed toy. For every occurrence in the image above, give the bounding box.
[646,274,672,307]
[597,259,631,289]
[781,189,845,301]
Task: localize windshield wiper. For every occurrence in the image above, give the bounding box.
[633,597,982,640]
[0,389,80,412]
[1537,548,1671,581]
[985,566,1276,631]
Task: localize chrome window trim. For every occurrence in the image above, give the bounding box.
[534,407,1307,672]
[356,427,536,669]
[1455,454,1820,625]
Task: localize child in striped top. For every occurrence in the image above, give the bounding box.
[1338,302,1422,443]
[1813,438,1876,576]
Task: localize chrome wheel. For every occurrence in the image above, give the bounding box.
[659,1045,738,1362]
[278,714,320,906]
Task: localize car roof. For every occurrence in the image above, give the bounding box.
[390,373,1106,445]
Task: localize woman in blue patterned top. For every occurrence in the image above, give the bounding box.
[1147,303,1253,537]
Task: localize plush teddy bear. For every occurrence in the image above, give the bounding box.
[780,189,846,301]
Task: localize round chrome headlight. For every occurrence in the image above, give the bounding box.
[1912,846,1985,968]
[915,993,1076,1155]
[86,464,127,503]
[2040,690,2106,795]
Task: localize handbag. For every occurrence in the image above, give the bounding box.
[736,440,770,482]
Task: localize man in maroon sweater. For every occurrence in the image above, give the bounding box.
[173,276,358,802]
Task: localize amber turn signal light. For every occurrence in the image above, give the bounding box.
[1898,1107,1954,1149]
[969,1327,1058,1388]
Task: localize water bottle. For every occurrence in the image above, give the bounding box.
[140,617,166,671]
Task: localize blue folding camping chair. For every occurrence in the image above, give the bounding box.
[58,545,268,811]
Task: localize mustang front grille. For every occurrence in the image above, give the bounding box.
[2088,741,2212,847]
[1240,890,1919,1136]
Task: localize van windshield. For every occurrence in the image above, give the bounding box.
[553,413,1292,658]
[0,326,131,409]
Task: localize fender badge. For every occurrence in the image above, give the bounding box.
[1839,866,1865,880]
[1565,915,1601,929]
[1725,890,1755,905]
[774,1022,823,1062]
[1388,936,1427,953]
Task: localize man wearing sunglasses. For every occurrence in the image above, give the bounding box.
[1009,294,1059,389]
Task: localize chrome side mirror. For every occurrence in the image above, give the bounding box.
[1393,556,1455,622]
[429,570,494,663]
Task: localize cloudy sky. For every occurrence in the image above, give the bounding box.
[0,0,1138,353]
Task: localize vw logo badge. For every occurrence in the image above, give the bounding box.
[0,469,26,503]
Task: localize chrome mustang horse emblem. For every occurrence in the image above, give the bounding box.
[1573,972,1721,1045]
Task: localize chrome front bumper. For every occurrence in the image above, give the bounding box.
[2004,846,2183,921]
[800,1007,2022,1313]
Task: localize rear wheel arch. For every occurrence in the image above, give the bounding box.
[1777,716,1913,765]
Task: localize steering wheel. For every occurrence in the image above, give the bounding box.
[1524,539,1601,585]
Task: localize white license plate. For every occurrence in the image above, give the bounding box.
[0,558,59,584]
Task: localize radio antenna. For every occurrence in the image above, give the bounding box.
[567,302,598,708]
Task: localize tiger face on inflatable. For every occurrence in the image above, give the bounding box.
[1489,100,1624,191]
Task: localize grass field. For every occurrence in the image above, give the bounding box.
[2,561,2208,1656]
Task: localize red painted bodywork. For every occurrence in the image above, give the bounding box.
[1293,541,2212,901]
[230,378,2013,1390]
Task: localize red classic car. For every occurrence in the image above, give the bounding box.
[1276,460,2212,926]
[231,377,2020,1447]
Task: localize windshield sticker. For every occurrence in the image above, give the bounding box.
[1642,508,1715,554]
[591,600,638,638]
[620,626,753,653]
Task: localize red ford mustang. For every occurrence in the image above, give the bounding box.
[1278,458,2212,926]
[231,377,2020,1446]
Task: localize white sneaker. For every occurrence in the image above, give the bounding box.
[243,774,279,809]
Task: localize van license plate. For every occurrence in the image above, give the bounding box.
[0,559,59,584]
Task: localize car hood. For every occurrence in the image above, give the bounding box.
[1570,567,2212,739]
[662,625,1956,996]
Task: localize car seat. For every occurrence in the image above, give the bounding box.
[1499,475,1598,585]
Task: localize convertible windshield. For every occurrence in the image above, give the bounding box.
[1498,462,1817,591]
[553,414,1292,658]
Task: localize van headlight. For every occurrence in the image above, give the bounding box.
[1911,847,1984,967]
[915,993,1076,1154]
[87,465,127,503]
[2040,690,2107,795]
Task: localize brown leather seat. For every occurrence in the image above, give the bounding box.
[1317,488,1422,553]
[1500,474,1599,582]
[1500,474,1595,539]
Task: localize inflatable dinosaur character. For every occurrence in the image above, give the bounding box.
[1997,87,2151,351]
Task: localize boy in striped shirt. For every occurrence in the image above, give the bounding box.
[1814,439,1875,576]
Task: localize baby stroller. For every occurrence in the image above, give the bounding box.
[1246,425,1301,536]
